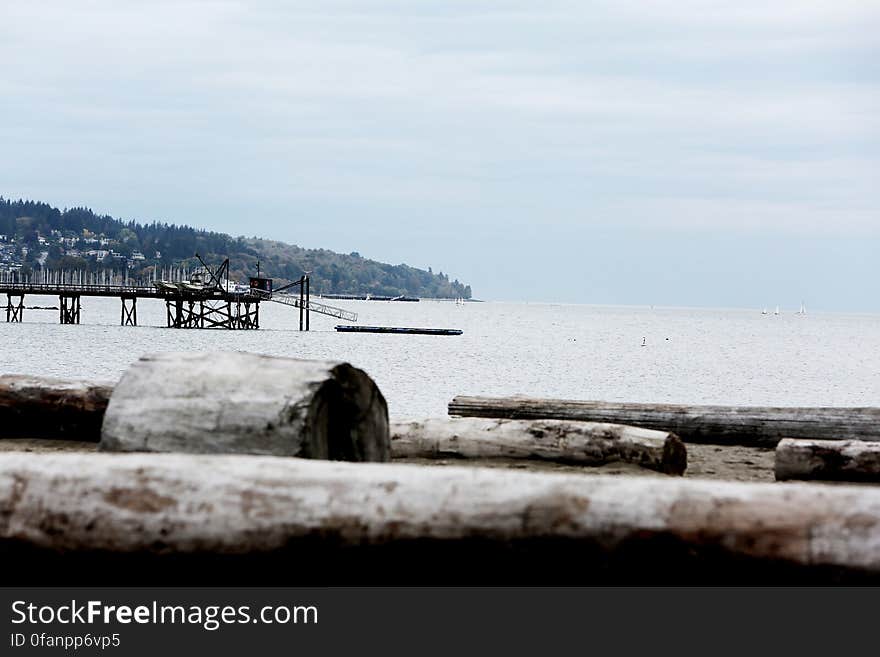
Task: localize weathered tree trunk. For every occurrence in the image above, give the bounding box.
[2,452,880,583]
[99,352,389,461]
[449,396,880,447]
[0,375,113,441]
[775,438,880,482]
[390,417,686,475]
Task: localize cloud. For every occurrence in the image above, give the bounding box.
[0,1,878,305]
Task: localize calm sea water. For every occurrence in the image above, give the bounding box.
[1,296,878,419]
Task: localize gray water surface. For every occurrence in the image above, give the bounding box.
[1,296,878,419]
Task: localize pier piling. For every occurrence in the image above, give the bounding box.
[59,294,81,324]
[164,297,261,330]
[120,295,137,326]
[5,293,24,322]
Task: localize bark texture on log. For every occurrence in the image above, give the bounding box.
[390,417,686,475]
[0,375,113,441]
[99,352,389,461]
[449,396,880,447]
[776,439,880,482]
[2,452,880,582]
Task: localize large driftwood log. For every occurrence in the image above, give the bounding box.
[390,417,686,475]
[2,452,880,584]
[776,439,880,482]
[0,375,113,441]
[449,396,880,447]
[99,352,389,461]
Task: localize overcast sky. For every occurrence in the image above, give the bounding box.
[2,1,878,310]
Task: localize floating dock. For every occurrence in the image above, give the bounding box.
[320,294,419,302]
[335,325,462,336]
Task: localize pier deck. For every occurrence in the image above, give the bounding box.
[1,280,357,329]
[0,281,246,300]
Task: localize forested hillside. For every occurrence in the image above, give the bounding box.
[0,198,471,298]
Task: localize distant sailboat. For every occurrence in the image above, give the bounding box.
[761,308,768,315]
[797,301,807,315]
[774,305,780,315]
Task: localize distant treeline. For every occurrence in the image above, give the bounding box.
[0,197,472,298]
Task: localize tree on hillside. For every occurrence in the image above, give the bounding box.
[0,198,473,298]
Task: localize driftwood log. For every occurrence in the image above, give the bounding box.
[0,375,113,440]
[99,352,390,461]
[2,452,880,584]
[776,439,880,482]
[390,417,686,475]
[449,396,880,447]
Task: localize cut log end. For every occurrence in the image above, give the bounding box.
[325,362,390,462]
[661,435,688,476]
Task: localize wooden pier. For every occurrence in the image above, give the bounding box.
[0,270,357,330]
